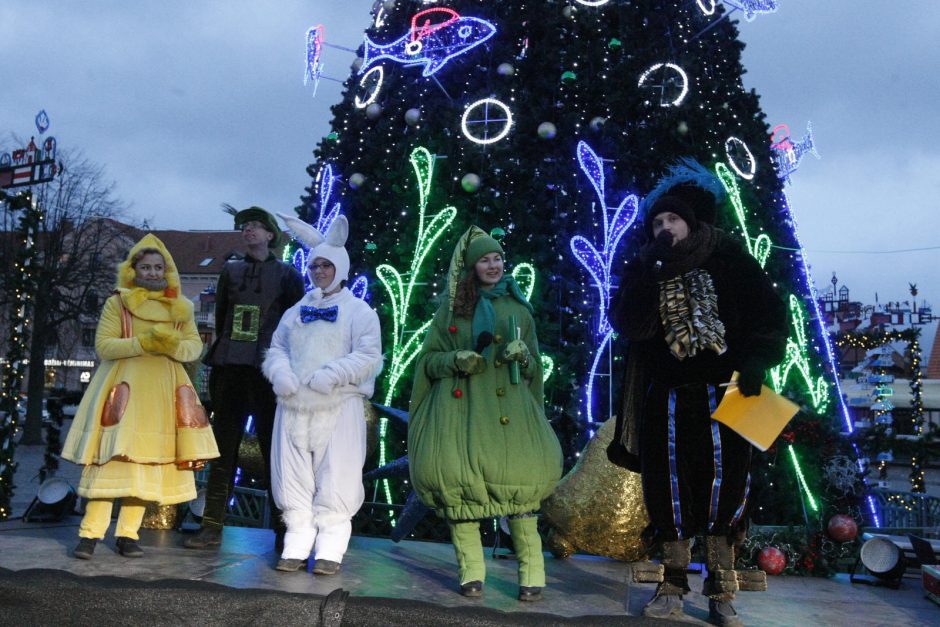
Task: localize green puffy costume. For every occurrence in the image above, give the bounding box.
[408,227,562,591]
[408,297,562,519]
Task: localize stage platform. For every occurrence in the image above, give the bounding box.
[0,519,936,625]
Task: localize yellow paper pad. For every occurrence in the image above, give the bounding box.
[711,382,799,452]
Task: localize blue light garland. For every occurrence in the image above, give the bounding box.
[569,141,638,424]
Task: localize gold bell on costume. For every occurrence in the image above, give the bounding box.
[542,418,650,561]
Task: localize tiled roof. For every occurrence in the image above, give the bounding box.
[927,323,940,379]
[148,229,247,275]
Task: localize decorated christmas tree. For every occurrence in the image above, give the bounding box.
[298,0,865,536]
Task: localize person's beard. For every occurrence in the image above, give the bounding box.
[134,277,169,292]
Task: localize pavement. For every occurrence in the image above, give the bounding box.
[2,423,939,625]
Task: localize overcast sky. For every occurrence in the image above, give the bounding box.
[2,1,938,306]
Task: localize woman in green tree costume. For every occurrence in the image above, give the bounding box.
[408,226,563,602]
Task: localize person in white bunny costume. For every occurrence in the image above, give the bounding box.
[262,214,383,575]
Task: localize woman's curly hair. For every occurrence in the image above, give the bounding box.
[452,273,480,319]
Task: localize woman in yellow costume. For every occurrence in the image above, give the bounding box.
[62,234,219,559]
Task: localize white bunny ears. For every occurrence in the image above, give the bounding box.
[276,212,348,249]
[277,213,351,293]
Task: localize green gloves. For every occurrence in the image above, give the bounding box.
[455,350,486,376]
[502,339,531,366]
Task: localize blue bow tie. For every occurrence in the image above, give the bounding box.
[300,305,338,323]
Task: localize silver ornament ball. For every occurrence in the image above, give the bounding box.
[590,116,606,131]
[461,173,481,193]
[496,63,515,77]
[365,103,383,120]
[349,173,366,189]
[404,108,421,126]
[538,122,557,140]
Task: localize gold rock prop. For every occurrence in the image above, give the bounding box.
[141,502,178,530]
[541,418,650,561]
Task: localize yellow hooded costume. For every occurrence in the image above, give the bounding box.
[62,234,219,504]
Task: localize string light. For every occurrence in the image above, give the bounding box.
[787,444,819,513]
[771,122,819,184]
[354,66,385,109]
[836,329,927,493]
[637,63,689,107]
[461,98,513,145]
[569,141,637,423]
[715,162,771,267]
[696,0,717,16]
[769,296,830,412]
[378,146,457,407]
[724,136,756,180]
[360,10,497,78]
[0,191,41,520]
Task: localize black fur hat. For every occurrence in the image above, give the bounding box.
[641,159,726,238]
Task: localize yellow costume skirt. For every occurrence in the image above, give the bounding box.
[79,459,196,505]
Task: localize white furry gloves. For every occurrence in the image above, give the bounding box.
[271,370,300,397]
[306,370,335,394]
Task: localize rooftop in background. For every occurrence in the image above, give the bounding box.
[145,228,247,276]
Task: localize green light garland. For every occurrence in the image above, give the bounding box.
[540,355,555,382]
[378,146,457,406]
[374,146,457,514]
[511,262,536,301]
[787,443,819,513]
[769,296,830,412]
[714,163,771,269]
[509,263,554,383]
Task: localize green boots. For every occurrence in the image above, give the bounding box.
[449,515,547,601]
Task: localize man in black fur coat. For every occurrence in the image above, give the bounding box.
[608,160,787,626]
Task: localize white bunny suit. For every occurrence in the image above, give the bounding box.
[263,215,382,563]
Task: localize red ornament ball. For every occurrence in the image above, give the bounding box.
[448,325,458,334]
[827,514,858,543]
[452,389,463,399]
[757,546,786,575]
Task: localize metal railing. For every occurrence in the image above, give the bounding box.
[869,489,940,529]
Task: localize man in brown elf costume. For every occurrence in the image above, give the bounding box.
[184,207,304,551]
[608,160,787,626]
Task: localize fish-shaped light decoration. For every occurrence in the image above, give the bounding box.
[305,24,325,94]
[360,8,497,78]
[724,0,779,22]
[771,121,820,184]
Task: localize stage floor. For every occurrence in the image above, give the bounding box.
[0,518,935,625]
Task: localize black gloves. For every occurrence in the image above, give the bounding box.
[650,231,672,263]
[737,368,765,397]
[645,230,675,270]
